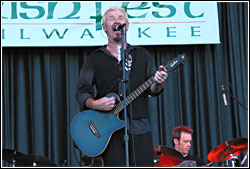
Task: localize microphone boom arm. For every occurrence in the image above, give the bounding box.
[225,90,248,111]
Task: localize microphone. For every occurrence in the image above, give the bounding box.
[221,84,228,106]
[114,23,127,31]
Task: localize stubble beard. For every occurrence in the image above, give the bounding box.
[113,36,122,43]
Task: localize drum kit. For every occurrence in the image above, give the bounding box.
[2,138,247,167]
[154,138,248,167]
[2,149,57,167]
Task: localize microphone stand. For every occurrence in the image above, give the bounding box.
[225,90,248,111]
[120,27,129,166]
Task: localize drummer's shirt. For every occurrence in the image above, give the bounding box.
[183,154,206,167]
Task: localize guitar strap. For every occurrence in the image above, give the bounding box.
[118,54,132,96]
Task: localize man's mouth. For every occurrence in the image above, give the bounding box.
[113,23,126,32]
[113,26,119,32]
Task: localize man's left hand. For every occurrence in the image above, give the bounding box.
[154,65,168,84]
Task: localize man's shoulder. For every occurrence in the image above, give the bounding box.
[89,46,106,56]
[128,44,151,58]
[128,44,148,52]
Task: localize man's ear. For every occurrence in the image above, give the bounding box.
[173,138,179,145]
[125,22,129,31]
[102,24,107,32]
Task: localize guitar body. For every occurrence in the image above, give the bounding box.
[70,93,125,157]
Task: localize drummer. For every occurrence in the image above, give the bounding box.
[171,126,206,167]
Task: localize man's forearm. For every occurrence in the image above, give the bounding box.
[151,82,164,95]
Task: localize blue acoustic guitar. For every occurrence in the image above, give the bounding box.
[70,54,185,157]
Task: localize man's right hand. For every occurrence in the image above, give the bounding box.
[85,97,116,111]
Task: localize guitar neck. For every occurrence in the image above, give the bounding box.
[112,54,185,116]
[113,76,155,115]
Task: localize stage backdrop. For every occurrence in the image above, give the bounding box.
[2,2,248,167]
[2,1,220,46]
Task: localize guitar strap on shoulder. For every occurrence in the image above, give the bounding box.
[118,54,132,96]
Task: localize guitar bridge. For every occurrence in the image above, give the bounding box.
[88,120,101,138]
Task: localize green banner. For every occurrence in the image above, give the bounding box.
[1,1,220,46]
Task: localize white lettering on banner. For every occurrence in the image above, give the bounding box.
[1,2,220,46]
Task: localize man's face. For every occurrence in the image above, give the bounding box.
[102,10,128,42]
[174,132,192,156]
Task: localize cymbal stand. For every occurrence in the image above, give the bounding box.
[225,141,239,167]
[224,160,229,167]
[12,159,16,167]
[240,152,248,166]
[230,153,239,167]
[11,150,18,167]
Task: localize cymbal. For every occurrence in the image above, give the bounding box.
[153,145,183,167]
[207,138,248,162]
[2,149,57,167]
[2,149,25,166]
[17,154,57,167]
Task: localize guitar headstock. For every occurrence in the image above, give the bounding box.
[164,54,185,72]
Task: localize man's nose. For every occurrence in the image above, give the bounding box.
[113,18,120,23]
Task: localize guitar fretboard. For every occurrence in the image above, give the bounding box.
[113,76,155,115]
[112,53,184,116]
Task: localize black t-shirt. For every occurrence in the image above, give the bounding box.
[181,154,206,167]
